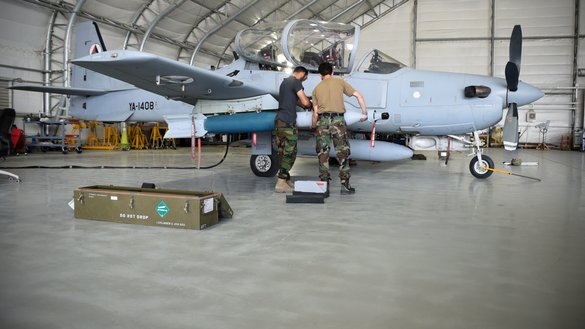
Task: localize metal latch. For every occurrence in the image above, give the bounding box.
[129,196,134,209]
[184,200,190,214]
[77,193,84,205]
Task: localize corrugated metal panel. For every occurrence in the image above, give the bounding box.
[0,79,10,109]
[495,0,574,38]
[417,0,491,39]
[417,40,491,76]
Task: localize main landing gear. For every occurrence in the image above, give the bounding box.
[249,132,279,177]
[250,152,279,177]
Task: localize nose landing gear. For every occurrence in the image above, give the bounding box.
[468,130,494,179]
[469,153,494,179]
[449,130,494,179]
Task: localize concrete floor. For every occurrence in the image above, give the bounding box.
[0,145,583,329]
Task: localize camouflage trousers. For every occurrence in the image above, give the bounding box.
[275,119,298,180]
[315,114,351,181]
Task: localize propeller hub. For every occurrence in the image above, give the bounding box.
[508,82,544,106]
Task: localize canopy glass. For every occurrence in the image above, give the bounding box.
[355,49,406,74]
[235,20,360,73]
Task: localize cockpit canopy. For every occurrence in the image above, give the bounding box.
[235,20,359,73]
[355,49,406,74]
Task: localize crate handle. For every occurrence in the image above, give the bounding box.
[129,196,134,209]
[184,200,190,214]
[77,193,84,205]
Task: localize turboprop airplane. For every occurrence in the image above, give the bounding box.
[11,20,543,179]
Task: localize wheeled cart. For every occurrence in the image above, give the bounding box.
[22,119,83,154]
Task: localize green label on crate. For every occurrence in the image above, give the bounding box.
[156,201,169,218]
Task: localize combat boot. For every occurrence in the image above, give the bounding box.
[275,178,293,193]
[340,180,355,194]
[286,179,294,188]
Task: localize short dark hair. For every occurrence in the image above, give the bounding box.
[318,62,333,76]
[293,66,308,75]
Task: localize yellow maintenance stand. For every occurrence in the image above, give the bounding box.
[150,124,164,149]
[129,124,148,150]
[104,124,119,148]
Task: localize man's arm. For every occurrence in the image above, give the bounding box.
[353,90,368,122]
[311,98,319,128]
[297,89,311,108]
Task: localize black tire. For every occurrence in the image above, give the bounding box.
[75,147,83,154]
[62,146,69,154]
[250,153,279,177]
[469,155,494,179]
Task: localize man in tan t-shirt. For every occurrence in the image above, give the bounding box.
[311,62,367,194]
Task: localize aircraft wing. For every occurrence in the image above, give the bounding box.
[9,84,109,96]
[72,50,268,105]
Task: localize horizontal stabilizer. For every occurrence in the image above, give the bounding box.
[73,50,267,105]
[9,84,110,96]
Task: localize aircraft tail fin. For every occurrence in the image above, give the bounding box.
[74,21,107,59]
[72,21,130,90]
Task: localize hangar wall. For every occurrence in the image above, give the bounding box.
[0,1,47,118]
[358,0,584,147]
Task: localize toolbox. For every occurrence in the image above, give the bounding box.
[73,185,233,230]
[286,180,327,203]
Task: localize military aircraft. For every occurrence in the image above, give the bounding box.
[12,20,543,179]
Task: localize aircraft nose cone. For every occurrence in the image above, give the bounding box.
[512,82,544,105]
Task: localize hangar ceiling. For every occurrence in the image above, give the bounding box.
[21,0,409,65]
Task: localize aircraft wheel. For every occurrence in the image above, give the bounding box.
[250,153,279,177]
[469,155,494,179]
[61,146,69,154]
[75,147,83,154]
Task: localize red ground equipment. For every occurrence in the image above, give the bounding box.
[11,126,26,154]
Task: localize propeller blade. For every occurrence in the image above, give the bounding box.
[505,25,522,92]
[505,62,519,92]
[509,25,522,68]
[502,103,519,151]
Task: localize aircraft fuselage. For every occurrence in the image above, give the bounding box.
[69,66,542,139]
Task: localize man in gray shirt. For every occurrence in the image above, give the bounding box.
[275,66,311,193]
